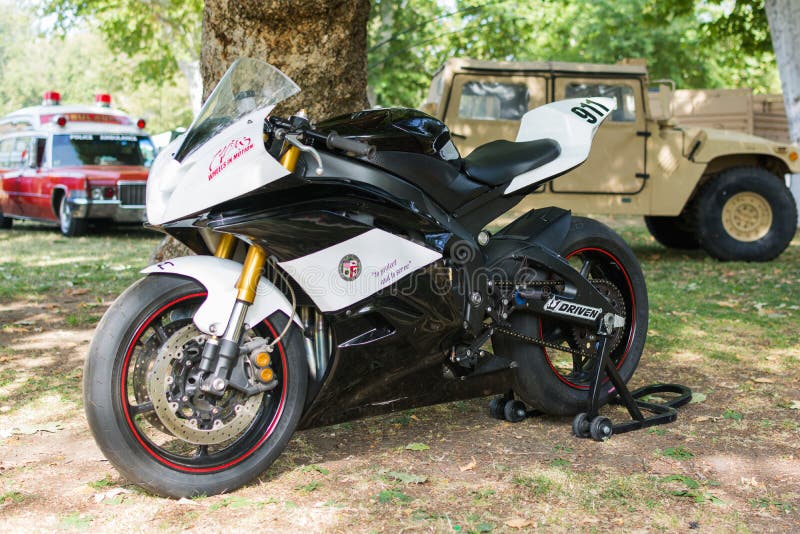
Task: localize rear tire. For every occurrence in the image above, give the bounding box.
[493,217,648,416]
[694,167,797,261]
[0,209,12,229]
[84,275,307,498]
[644,214,698,249]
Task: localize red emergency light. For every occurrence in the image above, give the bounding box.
[136,118,146,129]
[95,94,112,107]
[43,91,61,106]
[55,115,68,127]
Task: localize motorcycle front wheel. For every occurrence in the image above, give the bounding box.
[494,216,648,415]
[84,275,307,498]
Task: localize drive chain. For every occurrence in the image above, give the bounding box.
[492,278,623,360]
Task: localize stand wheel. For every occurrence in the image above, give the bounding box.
[589,416,613,441]
[572,413,591,438]
[503,400,527,423]
[488,397,506,420]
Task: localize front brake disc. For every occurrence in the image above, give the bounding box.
[147,324,262,445]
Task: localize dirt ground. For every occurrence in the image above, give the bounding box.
[0,296,798,533]
[1,224,799,532]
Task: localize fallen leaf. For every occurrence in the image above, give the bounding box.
[751,377,774,384]
[459,456,477,472]
[177,497,200,506]
[692,416,712,423]
[405,442,430,451]
[93,487,132,503]
[506,518,534,529]
[789,400,800,410]
[386,471,427,484]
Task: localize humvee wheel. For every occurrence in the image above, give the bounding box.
[643,215,699,249]
[694,167,797,262]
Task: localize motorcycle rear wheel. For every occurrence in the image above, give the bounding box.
[494,216,648,416]
[84,274,307,497]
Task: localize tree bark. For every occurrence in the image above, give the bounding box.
[150,0,371,262]
[765,0,800,144]
[201,0,371,119]
[765,0,800,226]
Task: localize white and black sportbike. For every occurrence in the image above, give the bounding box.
[85,58,647,497]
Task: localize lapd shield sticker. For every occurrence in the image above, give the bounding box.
[339,254,362,281]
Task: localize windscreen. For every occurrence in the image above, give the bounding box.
[52,134,149,167]
[174,58,300,162]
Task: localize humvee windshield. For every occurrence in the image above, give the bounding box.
[52,134,155,167]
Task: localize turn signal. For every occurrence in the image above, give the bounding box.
[789,151,798,162]
[254,352,270,367]
[259,368,274,382]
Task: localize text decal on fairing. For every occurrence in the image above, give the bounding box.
[544,297,602,320]
[208,136,254,180]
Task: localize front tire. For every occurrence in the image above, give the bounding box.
[494,217,648,416]
[59,194,88,237]
[84,275,307,498]
[694,167,797,261]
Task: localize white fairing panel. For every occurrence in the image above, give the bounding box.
[278,229,442,313]
[141,256,300,334]
[146,108,291,225]
[505,97,617,194]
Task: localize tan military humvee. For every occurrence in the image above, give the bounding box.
[424,58,800,261]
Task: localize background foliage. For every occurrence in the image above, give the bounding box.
[0,0,782,127]
[368,0,780,108]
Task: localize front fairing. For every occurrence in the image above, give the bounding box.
[146,58,300,226]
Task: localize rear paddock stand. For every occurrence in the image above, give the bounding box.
[488,314,692,441]
[572,318,692,441]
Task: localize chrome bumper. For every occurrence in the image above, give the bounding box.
[69,198,146,223]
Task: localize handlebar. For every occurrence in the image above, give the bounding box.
[266,116,375,159]
[326,132,376,158]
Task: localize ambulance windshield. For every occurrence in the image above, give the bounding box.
[52,134,153,167]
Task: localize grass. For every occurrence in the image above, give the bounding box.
[0,221,160,301]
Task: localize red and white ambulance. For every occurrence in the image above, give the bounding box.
[0,92,155,236]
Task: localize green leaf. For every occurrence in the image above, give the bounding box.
[662,446,694,460]
[405,442,430,451]
[689,392,706,404]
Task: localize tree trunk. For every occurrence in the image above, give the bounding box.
[201,0,371,118]
[765,0,800,144]
[150,0,371,262]
[765,0,800,226]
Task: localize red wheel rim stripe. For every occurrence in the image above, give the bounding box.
[120,292,289,473]
[540,247,637,390]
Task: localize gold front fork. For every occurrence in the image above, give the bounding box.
[231,145,301,305]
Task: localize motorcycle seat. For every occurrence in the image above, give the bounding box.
[462,139,561,187]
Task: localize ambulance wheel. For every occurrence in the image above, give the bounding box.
[0,209,12,229]
[503,400,527,423]
[59,195,88,237]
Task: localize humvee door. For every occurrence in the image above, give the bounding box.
[444,74,547,156]
[551,76,647,194]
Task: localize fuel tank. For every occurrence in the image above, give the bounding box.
[315,108,489,212]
